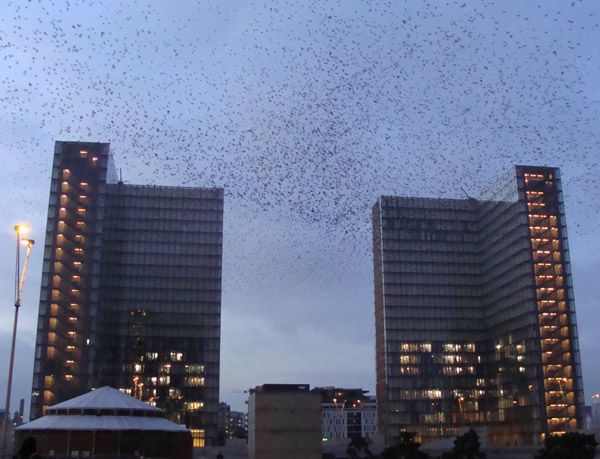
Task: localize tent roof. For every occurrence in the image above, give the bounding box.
[16,415,187,432]
[48,386,162,412]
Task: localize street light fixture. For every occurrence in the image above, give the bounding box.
[2,225,34,458]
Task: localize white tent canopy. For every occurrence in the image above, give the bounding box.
[47,386,162,412]
[16,386,187,432]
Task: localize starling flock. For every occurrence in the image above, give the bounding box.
[0,0,598,286]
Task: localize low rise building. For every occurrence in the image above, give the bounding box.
[591,394,600,433]
[15,386,192,459]
[316,387,377,443]
[248,384,321,459]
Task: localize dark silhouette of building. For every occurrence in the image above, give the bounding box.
[31,141,223,446]
[373,166,584,447]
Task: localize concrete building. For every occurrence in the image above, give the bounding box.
[316,387,379,456]
[219,402,248,440]
[373,166,584,447]
[316,387,377,442]
[591,394,600,432]
[248,384,321,459]
[31,141,223,446]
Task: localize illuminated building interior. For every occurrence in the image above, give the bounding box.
[523,170,580,438]
[373,165,583,447]
[32,141,223,446]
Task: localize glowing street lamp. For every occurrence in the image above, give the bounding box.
[2,225,35,457]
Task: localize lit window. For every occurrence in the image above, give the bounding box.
[190,429,205,448]
[185,364,204,374]
[79,150,88,158]
[159,364,171,374]
[170,352,183,361]
[184,377,205,387]
[77,208,86,215]
[185,401,204,412]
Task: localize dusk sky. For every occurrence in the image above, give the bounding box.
[0,1,599,416]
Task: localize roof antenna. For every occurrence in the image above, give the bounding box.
[118,168,124,186]
[460,186,474,200]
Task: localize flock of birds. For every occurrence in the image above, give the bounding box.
[0,0,598,287]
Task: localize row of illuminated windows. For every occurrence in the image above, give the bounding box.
[395,366,477,376]
[396,342,476,353]
[399,354,479,364]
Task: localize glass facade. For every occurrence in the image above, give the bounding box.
[31,141,223,446]
[373,165,584,447]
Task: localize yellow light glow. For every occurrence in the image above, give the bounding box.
[15,224,30,234]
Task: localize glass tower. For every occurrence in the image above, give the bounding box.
[373,165,584,447]
[31,141,223,446]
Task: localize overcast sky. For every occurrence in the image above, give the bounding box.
[0,1,599,416]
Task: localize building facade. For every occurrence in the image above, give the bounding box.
[248,384,322,459]
[218,402,248,441]
[373,166,584,447]
[316,387,377,443]
[31,141,223,446]
[591,394,600,432]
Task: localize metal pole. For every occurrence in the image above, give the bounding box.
[2,229,21,458]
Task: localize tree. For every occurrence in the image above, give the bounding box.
[347,436,374,458]
[538,432,598,459]
[440,429,485,459]
[379,432,429,459]
[453,429,485,458]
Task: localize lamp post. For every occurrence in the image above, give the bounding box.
[2,225,34,458]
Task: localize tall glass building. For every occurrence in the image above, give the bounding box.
[31,141,223,446]
[373,166,584,447]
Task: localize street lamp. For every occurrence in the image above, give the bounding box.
[2,225,34,457]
